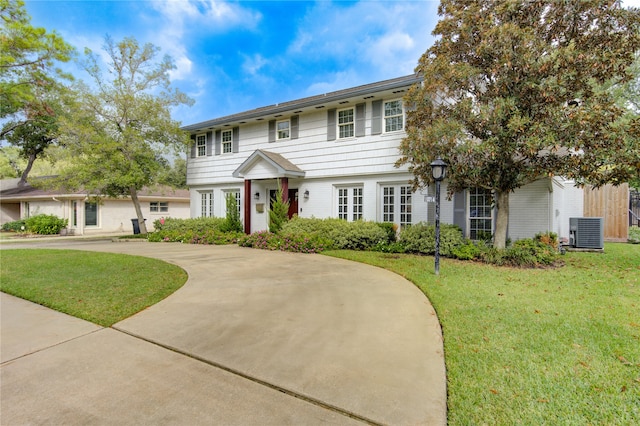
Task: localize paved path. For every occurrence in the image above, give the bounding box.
[1,240,446,425]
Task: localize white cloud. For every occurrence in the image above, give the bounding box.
[287,1,438,85]
[241,53,268,76]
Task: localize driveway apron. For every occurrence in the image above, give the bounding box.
[1,241,446,425]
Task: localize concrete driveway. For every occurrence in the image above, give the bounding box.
[1,240,446,425]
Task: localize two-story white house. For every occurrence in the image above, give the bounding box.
[184,74,583,241]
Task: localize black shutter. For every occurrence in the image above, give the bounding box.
[355,103,366,137]
[232,127,239,153]
[453,190,467,237]
[189,135,196,158]
[268,120,276,143]
[215,130,221,156]
[206,131,213,156]
[371,100,383,135]
[291,115,299,140]
[327,109,336,141]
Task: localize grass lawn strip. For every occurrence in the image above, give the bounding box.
[0,249,187,327]
[325,243,640,425]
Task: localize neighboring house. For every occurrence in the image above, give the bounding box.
[0,178,190,235]
[183,74,583,241]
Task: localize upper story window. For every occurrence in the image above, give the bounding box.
[277,120,290,140]
[222,130,233,154]
[196,134,206,157]
[338,108,354,139]
[150,202,169,213]
[384,100,404,132]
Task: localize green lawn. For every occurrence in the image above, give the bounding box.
[0,249,187,326]
[325,243,640,425]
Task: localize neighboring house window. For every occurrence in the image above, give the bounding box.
[337,186,363,221]
[23,202,30,218]
[469,188,493,240]
[196,134,206,157]
[384,100,404,132]
[201,192,213,217]
[150,202,169,213]
[222,130,233,154]
[277,120,290,140]
[382,185,412,227]
[338,108,354,139]
[85,202,98,226]
[71,201,78,227]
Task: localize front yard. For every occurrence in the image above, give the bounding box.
[327,243,639,425]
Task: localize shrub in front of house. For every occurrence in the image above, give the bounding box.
[238,230,330,253]
[629,226,640,244]
[153,217,227,233]
[398,222,465,257]
[1,219,27,232]
[147,228,242,244]
[279,217,389,250]
[24,214,68,235]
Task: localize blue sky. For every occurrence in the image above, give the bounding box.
[24,0,442,126]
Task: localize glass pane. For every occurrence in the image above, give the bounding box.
[85,202,97,226]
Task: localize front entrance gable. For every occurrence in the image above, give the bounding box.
[232,150,305,180]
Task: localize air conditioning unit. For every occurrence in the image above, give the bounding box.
[569,217,604,249]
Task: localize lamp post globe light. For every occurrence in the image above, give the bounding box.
[430,157,447,275]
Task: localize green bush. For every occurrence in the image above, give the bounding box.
[269,184,290,233]
[280,217,388,250]
[25,214,68,235]
[451,241,482,260]
[398,222,464,257]
[1,219,27,232]
[222,193,243,233]
[152,217,226,233]
[629,226,640,244]
[377,222,398,244]
[148,229,243,244]
[238,231,330,253]
[476,238,559,267]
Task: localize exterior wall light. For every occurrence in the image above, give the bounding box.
[304,190,309,200]
[254,192,260,200]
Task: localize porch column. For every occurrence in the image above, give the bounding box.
[244,179,251,234]
[280,177,289,202]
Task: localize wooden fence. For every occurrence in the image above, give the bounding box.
[583,183,629,242]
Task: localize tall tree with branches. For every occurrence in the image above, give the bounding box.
[53,36,193,234]
[1,0,74,184]
[399,0,640,248]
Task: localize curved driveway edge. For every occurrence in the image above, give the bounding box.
[1,241,446,425]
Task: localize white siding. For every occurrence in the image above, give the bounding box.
[509,179,551,241]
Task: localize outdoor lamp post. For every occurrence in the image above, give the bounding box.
[430,157,447,275]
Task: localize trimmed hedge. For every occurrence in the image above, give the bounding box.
[25,214,68,235]
[280,217,389,250]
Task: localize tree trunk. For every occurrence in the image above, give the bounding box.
[494,190,509,249]
[129,186,148,234]
[18,153,36,187]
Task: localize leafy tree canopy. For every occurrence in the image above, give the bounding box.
[399,0,640,248]
[52,36,194,234]
[0,0,74,118]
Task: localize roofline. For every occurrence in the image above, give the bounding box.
[182,74,421,132]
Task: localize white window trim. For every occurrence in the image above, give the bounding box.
[223,189,242,219]
[200,191,213,217]
[467,188,493,240]
[277,119,290,140]
[380,184,413,227]
[337,107,355,139]
[383,99,404,133]
[221,129,233,154]
[196,133,207,157]
[336,185,363,221]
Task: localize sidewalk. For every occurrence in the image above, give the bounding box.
[1,242,446,425]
